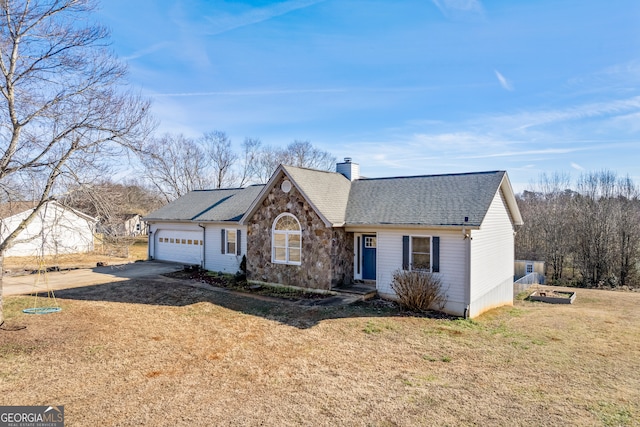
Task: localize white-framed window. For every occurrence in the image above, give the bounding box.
[364,236,377,248]
[526,262,534,274]
[272,213,301,265]
[410,236,431,271]
[223,229,237,255]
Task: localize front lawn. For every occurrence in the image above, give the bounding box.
[1,280,638,426]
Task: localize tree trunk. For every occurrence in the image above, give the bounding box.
[0,253,4,325]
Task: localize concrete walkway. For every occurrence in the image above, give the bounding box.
[3,261,184,296]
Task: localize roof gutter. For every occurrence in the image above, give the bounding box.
[344,223,481,232]
[143,218,243,225]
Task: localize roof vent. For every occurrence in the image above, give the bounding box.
[336,158,359,181]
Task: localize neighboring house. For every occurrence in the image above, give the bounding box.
[98,213,148,237]
[513,260,546,295]
[514,260,545,281]
[122,213,148,236]
[145,159,523,318]
[0,200,96,257]
[143,185,265,272]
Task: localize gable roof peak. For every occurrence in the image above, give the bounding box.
[281,163,345,177]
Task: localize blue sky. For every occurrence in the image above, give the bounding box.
[97,0,640,191]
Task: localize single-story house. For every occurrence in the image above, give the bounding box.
[97,213,148,237]
[0,200,96,257]
[145,159,523,318]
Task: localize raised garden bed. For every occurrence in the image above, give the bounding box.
[528,290,576,304]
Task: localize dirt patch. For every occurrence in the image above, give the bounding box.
[1,283,639,426]
[165,268,336,301]
[531,290,572,298]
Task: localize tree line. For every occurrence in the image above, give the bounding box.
[58,136,336,230]
[516,171,640,288]
[137,133,335,203]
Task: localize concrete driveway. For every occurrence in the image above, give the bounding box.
[3,261,185,296]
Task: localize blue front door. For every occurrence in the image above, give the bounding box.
[362,235,377,280]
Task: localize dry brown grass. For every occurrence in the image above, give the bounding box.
[1,281,639,426]
[3,236,148,273]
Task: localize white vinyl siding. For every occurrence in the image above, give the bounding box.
[375,228,467,316]
[204,225,246,273]
[154,227,202,265]
[468,188,515,317]
[0,202,95,257]
[149,222,245,273]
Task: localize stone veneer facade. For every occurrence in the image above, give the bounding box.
[246,174,353,290]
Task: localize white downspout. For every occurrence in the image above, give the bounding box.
[463,220,472,319]
[148,223,154,260]
[198,224,205,269]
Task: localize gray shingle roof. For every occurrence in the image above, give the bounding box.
[345,171,506,227]
[147,168,516,229]
[144,185,265,222]
[282,165,352,226]
[194,185,265,222]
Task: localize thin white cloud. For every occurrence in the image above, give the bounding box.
[411,131,509,153]
[474,96,640,132]
[494,70,514,91]
[571,162,585,171]
[204,0,326,36]
[568,60,640,87]
[121,42,173,61]
[150,84,459,98]
[514,96,640,130]
[152,88,346,97]
[432,0,484,19]
[461,147,585,159]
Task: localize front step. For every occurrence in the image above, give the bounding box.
[333,283,378,300]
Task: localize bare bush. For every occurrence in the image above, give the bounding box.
[390,269,446,312]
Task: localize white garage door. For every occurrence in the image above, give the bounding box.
[155,230,202,265]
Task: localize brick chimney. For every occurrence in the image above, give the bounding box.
[336,157,360,181]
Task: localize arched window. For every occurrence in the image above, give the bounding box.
[272,213,301,265]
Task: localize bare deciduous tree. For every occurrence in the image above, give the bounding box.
[516,170,640,288]
[139,133,337,188]
[138,133,210,203]
[280,140,336,170]
[237,137,261,187]
[63,178,163,234]
[202,131,237,189]
[574,171,618,286]
[614,176,640,287]
[251,140,336,184]
[0,0,152,324]
[251,145,283,184]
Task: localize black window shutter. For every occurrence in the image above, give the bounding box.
[432,236,440,273]
[236,230,242,255]
[402,236,410,270]
[221,229,226,254]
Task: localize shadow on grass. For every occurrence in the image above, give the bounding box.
[46,276,409,329]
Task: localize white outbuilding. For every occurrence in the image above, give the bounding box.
[0,200,96,257]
